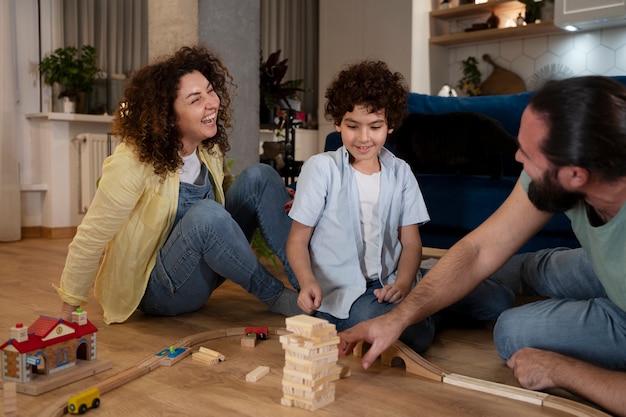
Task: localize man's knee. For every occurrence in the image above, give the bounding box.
[493,308,525,360]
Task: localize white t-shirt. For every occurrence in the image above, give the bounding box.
[179,152,201,184]
[353,167,381,281]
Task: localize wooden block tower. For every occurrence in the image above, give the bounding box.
[280,315,341,411]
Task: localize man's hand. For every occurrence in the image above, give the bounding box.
[507,347,560,390]
[338,312,405,369]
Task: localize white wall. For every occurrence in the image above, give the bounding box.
[15,1,53,227]
[318,0,415,138]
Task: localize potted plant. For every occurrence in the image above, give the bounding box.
[457,56,482,96]
[259,49,304,125]
[39,45,99,113]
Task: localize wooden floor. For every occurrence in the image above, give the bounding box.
[0,238,599,416]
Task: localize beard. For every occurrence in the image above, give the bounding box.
[527,169,584,213]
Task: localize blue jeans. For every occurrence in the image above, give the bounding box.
[225,163,299,289]
[139,164,293,316]
[491,247,626,369]
[316,281,437,353]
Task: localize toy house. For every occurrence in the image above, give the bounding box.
[0,309,98,384]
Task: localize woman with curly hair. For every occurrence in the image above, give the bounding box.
[285,60,437,353]
[55,45,301,324]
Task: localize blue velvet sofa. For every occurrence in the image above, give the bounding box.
[323,78,625,252]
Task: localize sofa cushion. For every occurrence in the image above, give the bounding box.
[388,112,521,178]
[418,174,580,252]
[407,91,531,138]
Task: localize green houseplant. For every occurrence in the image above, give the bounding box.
[259,50,304,124]
[39,45,99,113]
[457,56,482,96]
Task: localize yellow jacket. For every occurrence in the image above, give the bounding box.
[56,143,229,324]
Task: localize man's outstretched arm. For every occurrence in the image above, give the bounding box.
[339,181,553,369]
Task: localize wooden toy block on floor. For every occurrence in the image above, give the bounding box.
[280,315,341,411]
[241,334,257,348]
[192,346,225,366]
[245,366,270,382]
[3,381,17,417]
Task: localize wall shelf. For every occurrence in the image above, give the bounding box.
[431,0,522,20]
[429,0,563,47]
[430,21,563,46]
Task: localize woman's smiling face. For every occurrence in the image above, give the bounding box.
[174,70,220,147]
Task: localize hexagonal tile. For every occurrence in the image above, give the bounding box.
[601,27,626,50]
[455,45,480,62]
[533,52,562,75]
[523,37,548,59]
[477,43,500,62]
[587,45,614,74]
[548,33,574,57]
[561,48,587,73]
[510,54,535,82]
[616,45,626,72]
[573,31,601,53]
[499,39,523,61]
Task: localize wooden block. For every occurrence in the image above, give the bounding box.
[192,352,220,365]
[246,366,270,382]
[241,335,257,347]
[3,381,17,417]
[338,364,351,378]
[285,315,332,338]
[198,346,225,361]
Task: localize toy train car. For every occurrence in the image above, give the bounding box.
[68,387,101,414]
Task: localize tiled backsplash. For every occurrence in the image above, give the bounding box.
[446,26,626,94]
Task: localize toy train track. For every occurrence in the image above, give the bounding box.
[37,328,609,417]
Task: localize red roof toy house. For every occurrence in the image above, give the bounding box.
[1,309,98,385]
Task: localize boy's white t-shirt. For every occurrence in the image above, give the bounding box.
[352,167,381,281]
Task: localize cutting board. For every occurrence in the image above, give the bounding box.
[480,54,526,95]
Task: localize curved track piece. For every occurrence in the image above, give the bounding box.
[380,341,446,382]
[380,341,610,417]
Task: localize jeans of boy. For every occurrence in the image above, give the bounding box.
[139,164,294,316]
[491,247,626,369]
[314,280,437,354]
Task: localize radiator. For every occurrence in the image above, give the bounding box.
[74,133,121,213]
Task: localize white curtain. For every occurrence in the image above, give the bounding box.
[0,0,21,241]
[261,0,318,118]
[61,0,148,77]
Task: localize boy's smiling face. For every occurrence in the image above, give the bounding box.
[336,105,391,172]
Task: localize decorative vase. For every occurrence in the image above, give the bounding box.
[486,12,500,29]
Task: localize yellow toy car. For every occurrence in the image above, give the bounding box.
[67,387,101,414]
